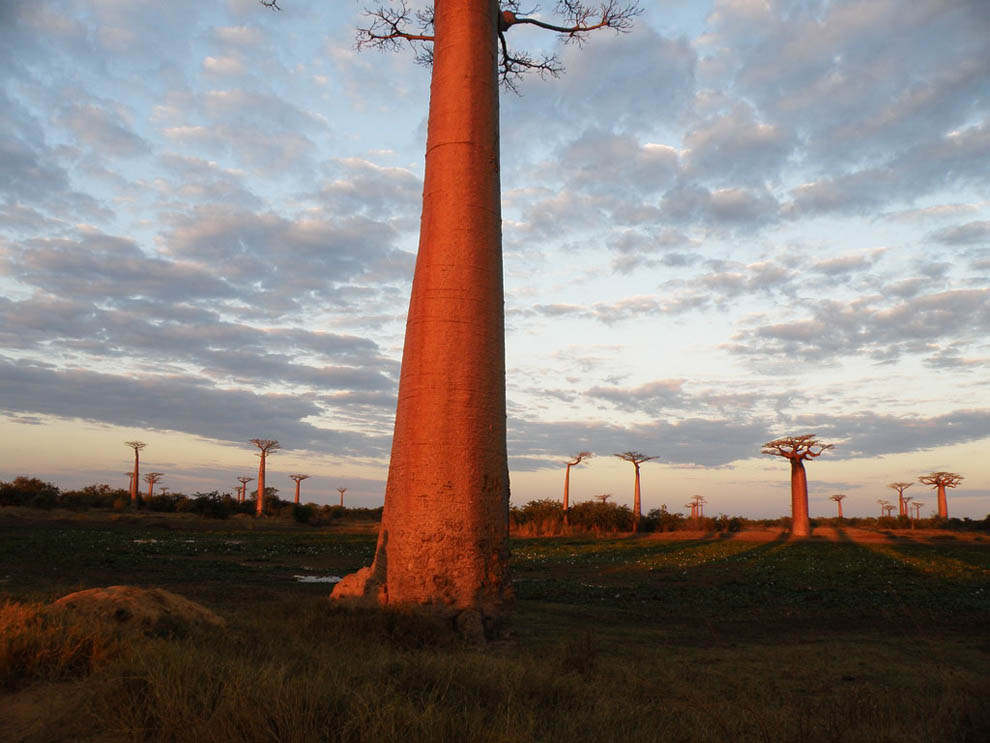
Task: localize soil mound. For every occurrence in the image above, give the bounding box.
[46,585,225,638]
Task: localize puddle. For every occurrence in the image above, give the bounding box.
[293,575,342,584]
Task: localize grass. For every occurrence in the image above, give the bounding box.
[1,512,989,741]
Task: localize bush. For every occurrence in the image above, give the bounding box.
[59,483,127,510]
[292,504,314,524]
[510,499,565,535]
[569,501,635,533]
[0,477,60,508]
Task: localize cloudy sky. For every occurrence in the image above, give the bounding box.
[2,0,988,517]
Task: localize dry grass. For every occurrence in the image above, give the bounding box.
[0,601,118,691]
[2,515,989,742]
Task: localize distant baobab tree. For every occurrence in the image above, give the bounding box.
[684,501,698,520]
[761,435,834,537]
[594,493,613,504]
[830,493,847,518]
[614,451,657,525]
[562,452,592,524]
[887,482,913,517]
[124,441,146,506]
[691,494,706,519]
[918,471,963,518]
[289,474,311,505]
[159,486,170,497]
[337,487,347,507]
[327,0,644,634]
[143,472,164,501]
[236,476,253,503]
[911,501,924,520]
[249,439,280,516]
[876,498,889,517]
[882,503,896,518]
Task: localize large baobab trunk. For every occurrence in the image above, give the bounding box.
[131,451,140,505]
[936,485,948,519]
[332,0,510,633]
[633,463,642,524]
[256,453,266,515]
[790,458,810,537]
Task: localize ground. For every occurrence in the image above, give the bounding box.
[1,509,988,742]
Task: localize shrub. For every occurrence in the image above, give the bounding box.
[292,504,314,524]
[0,476,60,508]
[569,501,635,532]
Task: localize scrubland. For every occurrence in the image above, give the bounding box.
[2,509,988,742]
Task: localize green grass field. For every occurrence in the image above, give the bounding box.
[2,512,989,742]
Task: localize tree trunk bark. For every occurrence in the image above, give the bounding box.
[256,453,266,516]
[563,464,571,524]
[937,485,947,518]
[790,458,810,537]
[837,501,843,519]
[131,451,139,506]
[332,0,510,635]
[146,480,154,501]
[294,481,301,505]
[633,463,641,525]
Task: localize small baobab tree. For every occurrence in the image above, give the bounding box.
[250,439,280,516]
[124,441,146,506]
[614,451,657,525]
[882,503,896,518]
[876,498,890,517]
[830,493,847,519]
[143,472,164,501]
[337,487,347,507]
[289,474,310,505]
[325,0,644,634]
[593,493,613,504]
[761,435,834,538]
[918,471,963,518]
[691,494,707,519]
[888,482,913,517]
[236,476,253,503]
[684,501,698,520]
[911,501,924,521]
[159,486,170,497]
[562,451,592,524]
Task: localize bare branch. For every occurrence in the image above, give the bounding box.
[503,1,643,44]
[249,438,281,455]
[124,440,146,452]
[761,434,834,461]
[565,451,593,467]
[289,474,311,482]
[356,1,435,57]
[918,471,964,489]
[614,451,657,466]
[258,0,281,10]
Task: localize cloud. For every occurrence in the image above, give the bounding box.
[729,289,990,363]
[930,220,990,245]
[0,357,390,457]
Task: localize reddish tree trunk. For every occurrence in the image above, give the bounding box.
[836,500,844,519]
[131,451,139,506]
[146,480,154,501]
[633,463,642,525]
[790,458,810,537]
[937,485,947,518]
[563,464,572,524]
[332,0,510,634]
[256,453,266,516]
[294,480,301,505]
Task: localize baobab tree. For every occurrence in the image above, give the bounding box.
[562,451,592,524]
[918,471,964,518]
[289,474,310,505]
[830,493,847,519]
[882,503,896,518]
[326,0,644,634]
[614,451,657,525]
[684,501,698,520]
[594,493,613,504]
[236,476,253,503]
[761,435,834,537]
[337,487,347,507]
[876,498,890,517]
[159,486,170,497]
[143,472,164,502]
[249,439,280,516]
[911,501,924,520]
[124,441,146,506]
[691,494,707,519]
[887,482,913,517]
